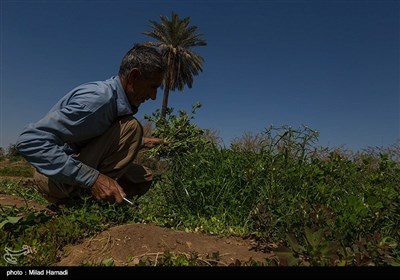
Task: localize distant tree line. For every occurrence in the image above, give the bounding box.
[0,144,21,160]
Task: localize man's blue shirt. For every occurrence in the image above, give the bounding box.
[16,76,137,188]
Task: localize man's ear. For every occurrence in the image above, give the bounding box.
[127,68,140,84]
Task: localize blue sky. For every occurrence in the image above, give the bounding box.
[1,0,399,151]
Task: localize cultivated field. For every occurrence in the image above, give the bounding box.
[1,113,399,266]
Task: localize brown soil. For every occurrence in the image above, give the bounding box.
[0,193,274,266]
[0,193,50,212]
[57,223,272,266]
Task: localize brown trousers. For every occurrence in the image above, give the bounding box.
[34,116,152,204]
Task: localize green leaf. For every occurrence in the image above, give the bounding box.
[304,227,323,248]
[286,233,305,254]
[274,247,299,266]
[0,216,23,229]
[101,258,114,266]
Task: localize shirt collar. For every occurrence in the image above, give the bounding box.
[112,76,138,116]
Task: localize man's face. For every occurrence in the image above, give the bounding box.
[128,71,164,108]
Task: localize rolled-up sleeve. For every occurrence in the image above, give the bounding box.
[16,91,114,188]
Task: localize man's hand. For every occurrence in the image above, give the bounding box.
[142,137,168,149]
[90,173,126,204]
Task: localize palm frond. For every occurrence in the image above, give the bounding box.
[143,11,207,117]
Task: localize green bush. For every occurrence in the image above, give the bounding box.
[143,108,399,264]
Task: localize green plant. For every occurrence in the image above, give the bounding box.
[0,193,138,266]
[144,102,211,158]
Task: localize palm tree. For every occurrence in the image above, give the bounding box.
[143,12,207,118]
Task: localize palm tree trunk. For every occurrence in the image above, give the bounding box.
[161,86,170,119]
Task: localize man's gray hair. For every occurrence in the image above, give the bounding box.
[118,44,166,79]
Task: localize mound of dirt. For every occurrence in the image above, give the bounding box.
[57,223,272,266]
[0,193,274,266]
[0,193,51,213]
